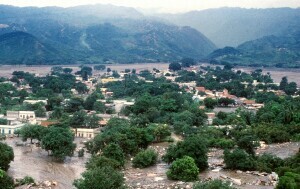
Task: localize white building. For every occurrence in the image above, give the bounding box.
[0,124,24,135]
[6,111,36,124]
[73,128,101,139]
[23,100,47,104]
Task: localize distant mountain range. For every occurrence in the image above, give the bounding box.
[160,7,300,48]
[207,30,300,68]
[0,5,299,67]
[0,5,216,65]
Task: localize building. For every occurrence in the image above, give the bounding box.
[101,77,123,84]
[0,124,24,135]
[23,100,47,105]
[6,111,36,124]
[73,128,101,139]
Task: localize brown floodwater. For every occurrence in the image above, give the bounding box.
[5,138,89,189]
[4,137,300,189]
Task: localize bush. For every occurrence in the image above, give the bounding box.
[132,149,158,168]
[0,169,14,189]
[167,156,199,182]
[193,179,236,189]
[224,149,256,171]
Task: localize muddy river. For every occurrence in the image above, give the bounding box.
[3,137,300,189]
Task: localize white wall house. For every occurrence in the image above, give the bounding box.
[73,128,101,139]
[6,111,36,124]
[0,124,24,135]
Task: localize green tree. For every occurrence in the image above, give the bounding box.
[149,124,171,142]
[69,110,87,128]
[93,101,106,113]
[285,82,297,95]
[276,172,300,189]
[237,135,259,155]
[169,62,182,71]
[204,98,217,109]
[65,97,84,113]
[86,156,122,170]
[75,82,89,94]
[223,149,256,171]
[85,114,100,128]
[74,166,126,189]
[181,58,196,67]
[0,169,14,189]
[20,124,46,143]
[94,65,106,71]
[279,77,288,90]
[112,71,120,78]
[102,144,125,167]
[163,135,208,171]
[0,118,7,125]
[41,127,76,160]
[132,149,158,168]
[166,156,199,182]
[63,68,73,74]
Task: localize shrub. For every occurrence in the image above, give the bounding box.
[132,149,158,168]
[166,156,199,182]
[224,149,256,171]
[193,179,236,189]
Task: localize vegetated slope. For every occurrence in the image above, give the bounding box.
[0,5,216,65]
[207,30,300,68]
[161,7,300,48]
[0,32,74,65]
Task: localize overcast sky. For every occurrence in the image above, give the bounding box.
[1,0,300,13]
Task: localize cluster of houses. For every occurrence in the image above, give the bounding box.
[2,65,295,138]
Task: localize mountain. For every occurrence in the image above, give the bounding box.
[0,5,216,65]
[207,30,300,68]
[0,31,77,64]
[160,7,300,47]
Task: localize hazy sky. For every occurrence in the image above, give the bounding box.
[1,0,300,13]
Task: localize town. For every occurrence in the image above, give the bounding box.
[0,61,299,189]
